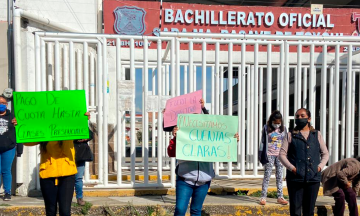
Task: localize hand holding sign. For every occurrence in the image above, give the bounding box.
[176,114,238,162]
[163,90,203,128]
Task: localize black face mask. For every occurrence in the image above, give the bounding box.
[295,118,309,129]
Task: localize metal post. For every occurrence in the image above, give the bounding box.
[321,45,327,142]
[346,45,352,158]
[333,45,340,163]
[228,43,233,177]
[116,38,123,186]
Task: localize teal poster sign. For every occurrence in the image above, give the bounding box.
[176,114,238,162]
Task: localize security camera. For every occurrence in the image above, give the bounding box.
[3,88,13,99]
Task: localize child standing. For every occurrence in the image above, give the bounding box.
[258,110,288,205]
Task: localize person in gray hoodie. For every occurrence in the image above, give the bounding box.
[167,99,239,216]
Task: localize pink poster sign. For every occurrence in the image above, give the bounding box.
[164,90,203,128]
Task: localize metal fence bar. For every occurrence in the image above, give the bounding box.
[189,42,194,93]
[211,65,214,115]
[130,38,136,185]
[346,45,353,158]
[358,73,360,157]
[116,38,123,186]
[170,39,176,188]
[227,42,233,177]
[351,69,356,157]
[143,38,149,185]
[69,41,75,91]
[279,44,284,115]
[157,39,163,184]
[341,70,346,160]
[63,45,69,90]
[83,42,90,183]
[96,41,103,184]
[214,42,220,175]
[54,41,60,91]
[47,43,53,91]
[284,42,290,127]
[303,67,307,108]
[103,38,109,187]
[267,45,272,119]
[240,45,246,175]
[309,44,316,127]
[333,45,340,163]
[253,44,259,176]
[296,45,302,110]
[202,42,207,103]
[250,65,254,170]
[320,45,327,143]
[76,50,82,90]
[328,66,334,164]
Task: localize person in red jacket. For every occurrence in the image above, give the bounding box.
[167,99,239,216]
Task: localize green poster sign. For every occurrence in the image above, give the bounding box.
[176,114,238,162]
[13,90,89,143]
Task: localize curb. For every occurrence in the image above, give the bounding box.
[79,187,323,197]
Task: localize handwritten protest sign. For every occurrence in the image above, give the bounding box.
[176,114,238,162]
[163,90,202,128]
[118,80,135,111]
[13,90,89,143]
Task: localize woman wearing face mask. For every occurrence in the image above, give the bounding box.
[279,108,329,216]
[258,110,288,206]
[0,96,23,201]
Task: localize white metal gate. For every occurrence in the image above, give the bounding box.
[22,31,360,189]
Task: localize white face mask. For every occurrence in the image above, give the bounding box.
[272,123,281,129]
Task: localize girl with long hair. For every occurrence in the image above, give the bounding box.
[258,110,288,205]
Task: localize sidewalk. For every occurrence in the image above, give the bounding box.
[0,194,355,216]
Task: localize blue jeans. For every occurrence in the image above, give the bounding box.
[75,161,85,199]
[0,148,15,194]
[174,178,210,216]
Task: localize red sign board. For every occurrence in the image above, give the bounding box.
[104,0,360,51]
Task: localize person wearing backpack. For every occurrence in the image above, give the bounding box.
[258,110,288,206]
[73,128,94,206]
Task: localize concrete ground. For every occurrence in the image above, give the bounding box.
[0,193,356,216]
[2,177,357,215]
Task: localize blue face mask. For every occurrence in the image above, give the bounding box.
[0,104,6,112]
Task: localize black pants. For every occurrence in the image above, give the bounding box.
[287,180,320,216]
[40,175,75,216]
[333,187,359,216]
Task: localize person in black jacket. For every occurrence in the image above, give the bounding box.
[0,96,23,201]
[279,108,329,216]
[73,113,94,206]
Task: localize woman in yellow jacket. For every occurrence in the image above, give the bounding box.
[23,112,90,216]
